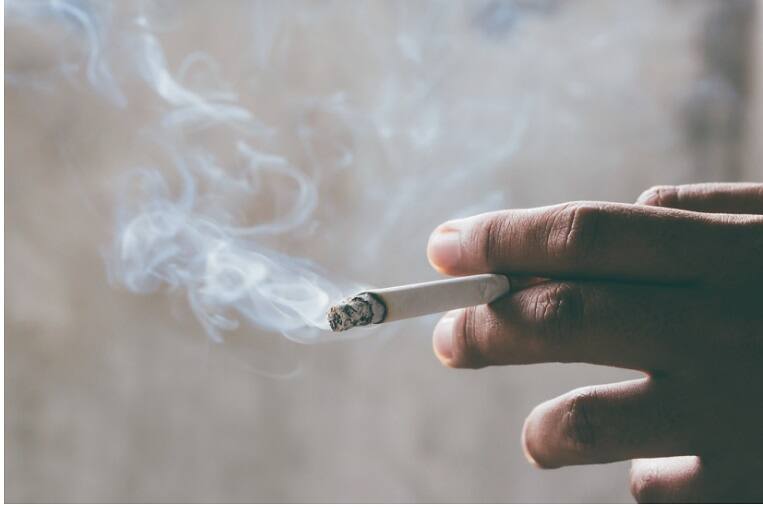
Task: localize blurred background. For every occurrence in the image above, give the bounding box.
[5,0,763,502]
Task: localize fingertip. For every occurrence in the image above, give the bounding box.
[629,456,702,503]
[426,223,464,274]
[432,310,461,366]
[636,185,676,207]
[629,458,648,477]
[521,417,541,469]
[520,400,560,470]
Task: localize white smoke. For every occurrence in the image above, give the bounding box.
[6,0,357,343]
[7,0,599,344]
[109,23,345,343]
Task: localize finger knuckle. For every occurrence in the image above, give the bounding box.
[637,185,677,207]
[474,213,508,271]
[546,203,600,266]
[530,283,585,353]
[562,389,600,453]
[451,306,493,368]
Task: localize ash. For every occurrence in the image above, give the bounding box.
[327,293,383,332]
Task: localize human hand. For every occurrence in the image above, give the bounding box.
[426,182,763,502]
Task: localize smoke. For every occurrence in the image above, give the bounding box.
[112,155,342,343]
[6,0,126,105]
[110,23,345,343]
[7,0,353,343]
[6,0,554,344]
[8,0,725,349]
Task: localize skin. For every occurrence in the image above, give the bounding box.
[426,182,763,502]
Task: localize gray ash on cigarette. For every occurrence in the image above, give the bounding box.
[327,292,386,332]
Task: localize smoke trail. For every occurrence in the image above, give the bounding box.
[6,0,126,106]
[111,140,344,343]
[7,0,537,344]
[114,22,356,343]
[7,0,357,344]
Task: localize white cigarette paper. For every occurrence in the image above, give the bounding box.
[327,274,511,332]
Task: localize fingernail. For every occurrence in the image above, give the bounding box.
[427,223,463,271]
[433,310,459,362]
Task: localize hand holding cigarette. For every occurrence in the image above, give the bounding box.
[426,183,763,502]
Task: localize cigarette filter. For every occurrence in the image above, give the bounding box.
[327,273,510,332]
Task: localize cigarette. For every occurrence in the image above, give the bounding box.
[327,273,511,332]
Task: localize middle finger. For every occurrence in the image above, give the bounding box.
[432,281,741,371]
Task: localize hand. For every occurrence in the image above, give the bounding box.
[426,182,763,502]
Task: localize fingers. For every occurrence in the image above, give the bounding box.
[427,201,763,285]
[630,457,704,502]
[630,455,763,502]
[431,281,749,371]
[637,182,763,214]
[520,379,696,469]
[517,378,762,496]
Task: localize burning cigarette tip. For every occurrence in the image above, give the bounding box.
[327,292,386,332]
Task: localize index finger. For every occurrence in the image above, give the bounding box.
[426,201,762,284]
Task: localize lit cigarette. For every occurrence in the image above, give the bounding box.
[327,274,511,332]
